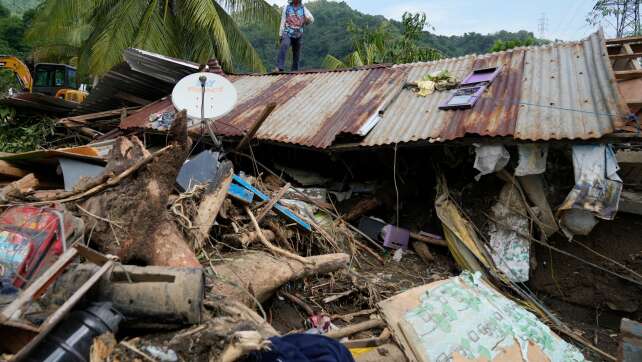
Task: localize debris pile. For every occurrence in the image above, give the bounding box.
[1,35,642,362]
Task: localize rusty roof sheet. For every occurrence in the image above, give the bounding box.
[116,31,628,148]
[363,30,629,146]
[212,66,405,148]
[208,30,627,148]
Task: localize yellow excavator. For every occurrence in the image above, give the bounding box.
[0,55,87,103]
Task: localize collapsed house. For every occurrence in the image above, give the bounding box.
[1,30,642,362]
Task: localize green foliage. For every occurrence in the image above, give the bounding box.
[242,0,543,70]
[0,106,56,152]
[0,3,34,94]
[28,0,280,75]
[0,0,42,15]
[323,12,443,69]
[490,37,538,52]
[587,0,641,37]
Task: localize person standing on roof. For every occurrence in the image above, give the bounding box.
[276,0,314,72]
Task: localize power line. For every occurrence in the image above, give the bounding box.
[538,13,549,39]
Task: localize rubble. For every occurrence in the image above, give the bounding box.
[0,37,641,362]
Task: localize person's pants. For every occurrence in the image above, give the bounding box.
[277,35,302,71]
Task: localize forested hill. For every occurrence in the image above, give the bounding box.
[0,0,40,15]
[240,0,539,70]
[4,0,539,71]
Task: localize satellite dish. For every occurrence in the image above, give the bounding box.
[171,72,238,120]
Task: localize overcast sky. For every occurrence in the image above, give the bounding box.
[271,0,602,41]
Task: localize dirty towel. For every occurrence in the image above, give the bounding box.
[559,144,622,236]
[515,144,548,176]
[473,144,510,181]
[402,272,586,362]
[488,183,531,282]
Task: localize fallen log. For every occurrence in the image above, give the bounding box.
[210,251,349,307]
[0,173,39,202]
[193,161,234,248]
[78,111,200,267]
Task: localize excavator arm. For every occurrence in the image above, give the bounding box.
[0,55,33,92]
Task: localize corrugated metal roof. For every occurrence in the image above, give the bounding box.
[363,31,630,145]
[74,49,199,115]
[212,30,627,148]
[212,66,405,148]
[114,31,629,148]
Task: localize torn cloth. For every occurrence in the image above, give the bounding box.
[489,183,531,282]
[559,144,622,221]
[473,145,510,181]
[245,334,354,362]
[515,144,548,176]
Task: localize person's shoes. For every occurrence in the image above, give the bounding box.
[273,68,283,73]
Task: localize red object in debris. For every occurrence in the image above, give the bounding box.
[0,206,73,288]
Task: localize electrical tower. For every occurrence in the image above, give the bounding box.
[538,13,549,39]
[592,0,642,37]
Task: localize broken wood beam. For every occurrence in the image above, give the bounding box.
[193,161,234,248]
[610,52,642,60]
[412,241,435,264]
[324,319,386,340]
[409,232,448,247]
[235,103,277,151]
[255,182,290,223]
[607,35,642,45]
[342,198,380,222]
[615,69,642,80]
[0,160,29,178]
[0,173,39,202]
[210,251,349,307]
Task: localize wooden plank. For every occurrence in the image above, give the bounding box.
[0,247,79,322]
[233,175,311,231]
[193,161,233,247]
[615,70,642,80]
[235,103,277,151]
[624,44,642,70]
[0,160,29,178]
[255,182,290,223]
[228,183,255,204]
[609,52,642,60]
[607,35,642,45]
[626,99,642,108]
[11,260,115,361]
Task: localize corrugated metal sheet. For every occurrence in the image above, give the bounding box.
[212,66,405,148]
[74,49,199,115]
[362,30,628,146]
[114,31,628,148]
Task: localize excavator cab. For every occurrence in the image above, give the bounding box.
[0,56,88,104]
[32,63,78,96]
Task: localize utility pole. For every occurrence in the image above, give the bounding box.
[538,13,549,39]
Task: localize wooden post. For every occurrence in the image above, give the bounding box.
[235,103,277,151]
[255,182,291,224]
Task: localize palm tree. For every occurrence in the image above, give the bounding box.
[27,0,279,75]
[323,13,442,70]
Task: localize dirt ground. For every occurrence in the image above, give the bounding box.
[267,246,457,335]
[530,212,642,358]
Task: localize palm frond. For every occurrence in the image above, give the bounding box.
[213,1,265,73]
[322,55,346,70]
